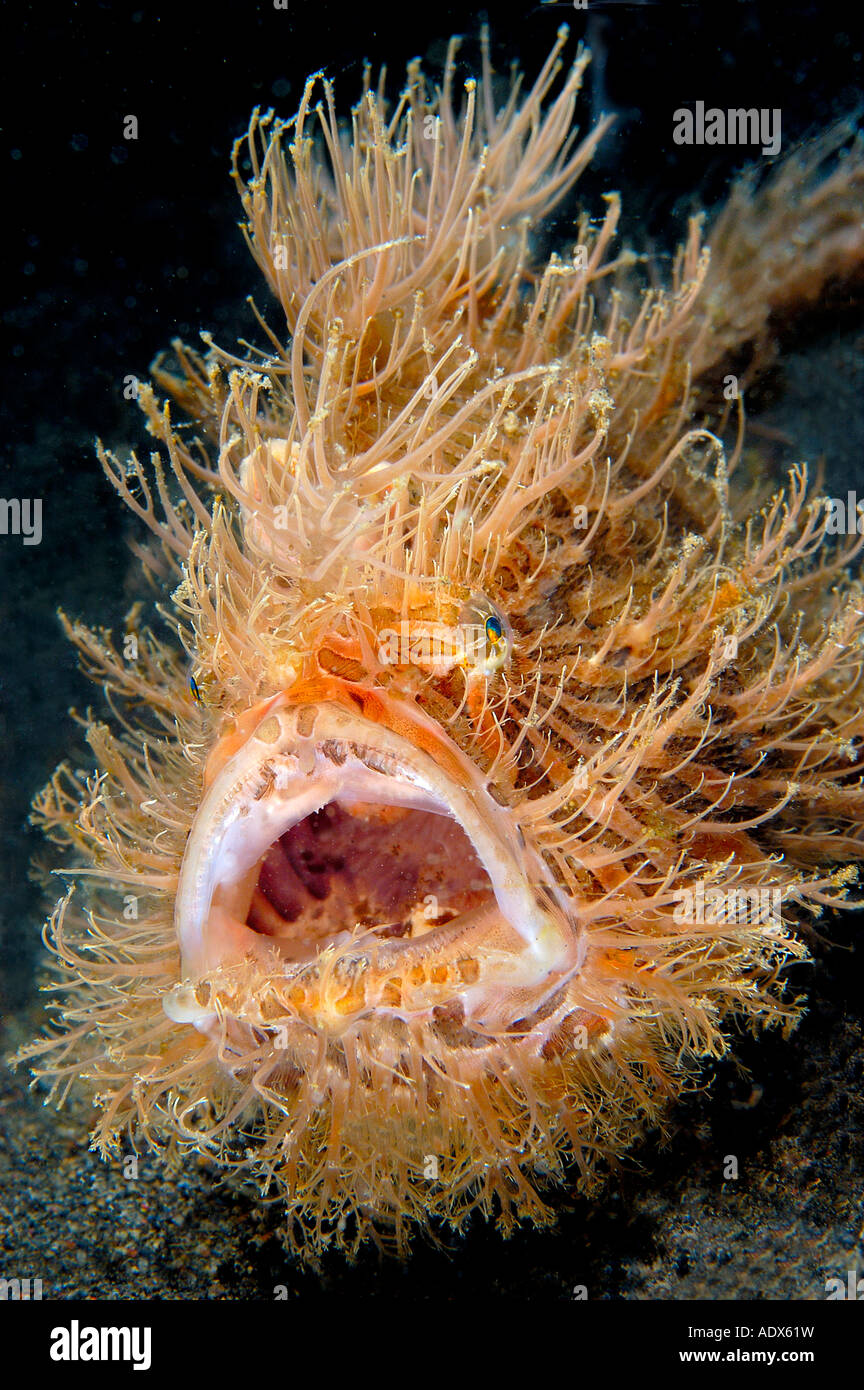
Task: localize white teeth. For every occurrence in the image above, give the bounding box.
[174,697,578,998]
[296,741,316,776]
[162,982,217,1028]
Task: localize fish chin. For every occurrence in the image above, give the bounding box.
[169,688,580,1045]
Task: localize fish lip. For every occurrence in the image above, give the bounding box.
[171,692,579,1029]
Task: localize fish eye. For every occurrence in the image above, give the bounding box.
[458,593,513,673]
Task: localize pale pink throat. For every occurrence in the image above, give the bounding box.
[170,695,579,1030]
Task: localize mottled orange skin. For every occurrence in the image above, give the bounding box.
[205,676,487,791]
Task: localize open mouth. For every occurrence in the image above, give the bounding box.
[242,799,494,962]
[172,690,576,1026]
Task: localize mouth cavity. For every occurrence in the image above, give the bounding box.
[241,799,494,962]
[173,693,574,1007]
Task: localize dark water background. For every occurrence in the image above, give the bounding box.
[1,0,862,1298]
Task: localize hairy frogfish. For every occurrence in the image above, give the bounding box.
[17,28,864,1259]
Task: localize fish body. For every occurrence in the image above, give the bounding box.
[17,29,864,1258]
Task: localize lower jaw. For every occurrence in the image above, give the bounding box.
[168,682,580,1046]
